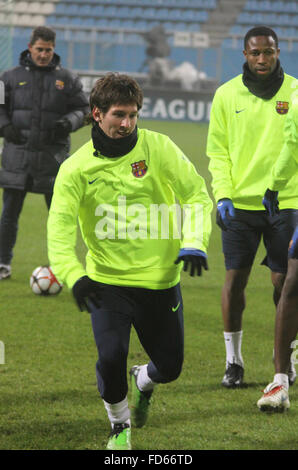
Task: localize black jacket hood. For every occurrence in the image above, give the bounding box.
[19,49,61,71]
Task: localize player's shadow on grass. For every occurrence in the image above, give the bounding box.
[221,381,262,390]
[0,418,108,450]
[0,388,98,406]
[0,389,109,449]
[172,381,265,393]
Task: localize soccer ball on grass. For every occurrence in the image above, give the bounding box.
[30,266,62,295]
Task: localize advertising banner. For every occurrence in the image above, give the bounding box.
[139,88,213,123]
[77,72,213,123]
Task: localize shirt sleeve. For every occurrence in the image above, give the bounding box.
[47,161,87,289]
[206,90,233,202]
[62,73,89,132]
[269,99,298,191]
[160,136,213,253]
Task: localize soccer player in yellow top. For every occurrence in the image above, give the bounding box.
[258,97,298,412]
[47,73,213,450]
[206,26,298,388]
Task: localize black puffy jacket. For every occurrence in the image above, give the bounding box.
[0,50,89,193]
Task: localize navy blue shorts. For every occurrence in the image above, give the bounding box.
[89,282,184,404]
[222,209,298,272]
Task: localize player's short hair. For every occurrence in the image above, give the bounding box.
[89,73,143,119]
[244,26,279,49]
[29,26,56,46]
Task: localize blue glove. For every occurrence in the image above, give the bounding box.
[216,198,235,231]
[262,188,279,217]
[174,248,208,277]
[289,225,298,259]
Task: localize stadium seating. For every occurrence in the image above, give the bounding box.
[233,0,298,37]
[46,2,211,31]
[244,0,298,13]
[6,0,298,83]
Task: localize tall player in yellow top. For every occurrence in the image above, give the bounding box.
[47,73,213,450]
[207,26,298,389]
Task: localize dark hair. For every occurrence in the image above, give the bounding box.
[244,25,279,49]
[87,73,143,123]
[29,26,56,46]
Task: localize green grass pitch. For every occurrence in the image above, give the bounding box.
[0,120,297,450]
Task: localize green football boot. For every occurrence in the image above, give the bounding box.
[130,365,153,428]
[106,423,131,450]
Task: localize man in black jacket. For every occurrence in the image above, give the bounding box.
[0,26,89,280]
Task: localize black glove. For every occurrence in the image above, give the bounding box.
[3,124,26,145]
[72,276,102,313]
[52,119,72,140]
[262,188,279,217]
[174,249,208,277]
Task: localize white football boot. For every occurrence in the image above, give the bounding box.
[257,382,290,412]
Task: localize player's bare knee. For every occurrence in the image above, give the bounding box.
[224,270,249,297]
[271,272,286,295]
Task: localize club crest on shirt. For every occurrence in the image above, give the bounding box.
[276,101,289,115]
[131,160,147,178]
[55,80,65,90]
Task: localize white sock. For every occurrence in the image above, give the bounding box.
[224,331,244,368]
[103,396,131,427]
[274,373,289,391]
[136,364,156,392]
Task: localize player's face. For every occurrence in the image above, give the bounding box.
[243,35,280,80]
[28,39,55,67]
[93,103,138,139]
